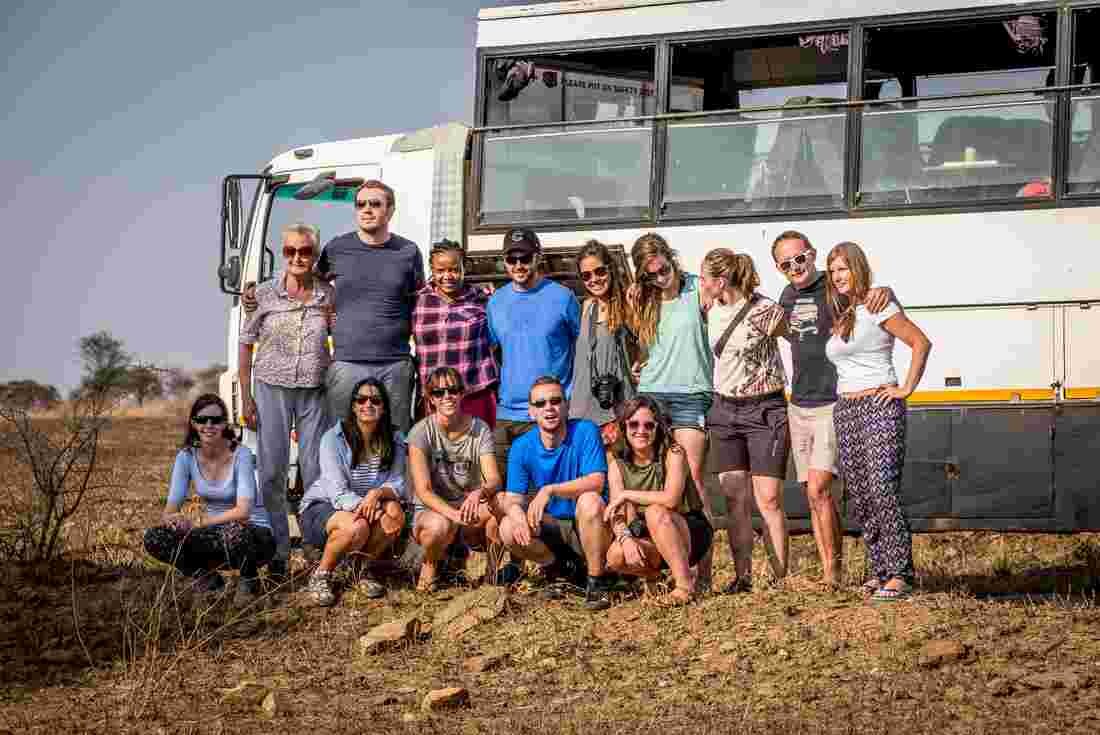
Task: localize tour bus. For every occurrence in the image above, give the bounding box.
[219,0,1100,532]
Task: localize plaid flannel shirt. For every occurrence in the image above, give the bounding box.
[412,282,499,394]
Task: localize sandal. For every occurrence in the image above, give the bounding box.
[870,579,912,603]
[861,578,883,596]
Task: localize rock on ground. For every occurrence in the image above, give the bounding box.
[422,687,470,712]
[918,640,968,668]
[353,616,422,657]
[432,587,508,639]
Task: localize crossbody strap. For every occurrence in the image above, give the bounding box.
[713,293,759,359]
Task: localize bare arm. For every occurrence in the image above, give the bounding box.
[880,312,932,401]
[543,472,606,500]
[237,343,256,430]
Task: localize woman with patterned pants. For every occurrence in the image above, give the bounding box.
[824,242,932,602]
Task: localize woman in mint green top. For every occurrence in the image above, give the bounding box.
[628,233,715,588]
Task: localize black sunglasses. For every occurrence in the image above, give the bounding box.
[192,415,227,425]
[429,386,462,398]
[644,263,672,282]
[530,396,564,408]
[353,395,384,406]
[505,253,534,266]
[579,265,609,283]
[354,198,386,210]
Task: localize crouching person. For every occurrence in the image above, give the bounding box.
[409,368,503,592]
[299,378,409,606]
[603,397,713,605]
[143,394,275,605]
[496,376,613,611]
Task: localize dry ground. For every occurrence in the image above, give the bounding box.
[1,417,1099,734]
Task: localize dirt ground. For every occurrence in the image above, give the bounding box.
[1,417,1099,734]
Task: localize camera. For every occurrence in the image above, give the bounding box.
[591,373,622,411]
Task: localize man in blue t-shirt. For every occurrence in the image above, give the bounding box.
[497,376,612,611]
[487,228,581,483]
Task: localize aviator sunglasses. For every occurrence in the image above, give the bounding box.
[429,386,462,398]
[192,415,227,425]
[579,265,609,283]
[530,396,564,408]
[353,395,384,406]
[778,251,813,273]
[626,419,657,432]
[283,245,315,259]
[354,198,387,210]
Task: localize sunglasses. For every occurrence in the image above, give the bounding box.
[530,396,564,408]
[505,253,534,266]
[192,415,226,425]
[283,245,315,260]
[579,265,609,283]
[626,419,657,432]
[429,386,462,398]
[354,198,387,210]
[353,395,384,406]
[778,251,813,273]
[644,263,672,282]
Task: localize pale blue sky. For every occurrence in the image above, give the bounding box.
[0,0,516,391]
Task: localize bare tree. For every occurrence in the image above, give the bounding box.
[125,364,165,407]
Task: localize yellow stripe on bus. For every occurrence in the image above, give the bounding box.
[1065,387,1100,400]
[907,388,1056,404]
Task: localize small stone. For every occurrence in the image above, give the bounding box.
[353,616,421,657]
[515,686,532,697]
[395,686,418,695]
[433,588,509,640]
[777,649,790,660]
[402,713,418,723]
[918,640,968,669]
[987,678,1014,697]
[422,687,470,712]
[261,691,277,717]
[219,680,270,705]
[463,653,509,674]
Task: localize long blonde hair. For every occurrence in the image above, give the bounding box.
[701,248,759,298]
[825,242,873,343]
[630,233,682,347]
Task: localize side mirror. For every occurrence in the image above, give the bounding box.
[218,256,241,289]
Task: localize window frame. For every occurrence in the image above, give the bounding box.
[469,1,1100,235]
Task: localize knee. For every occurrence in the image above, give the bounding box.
[498,517,521,548]
[417,515,455,548]
[575,492,606,524]
[806,481,834,507]
[757,492,782,514]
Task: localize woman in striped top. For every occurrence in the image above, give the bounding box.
[299,377,410,606]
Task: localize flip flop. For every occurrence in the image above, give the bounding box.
[871,580,912,603]
[861,578,883,596]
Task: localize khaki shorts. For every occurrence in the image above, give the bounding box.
[788,402,839,482]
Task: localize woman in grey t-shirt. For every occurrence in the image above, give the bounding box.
[825,242,931,602]
[408,367,502,592]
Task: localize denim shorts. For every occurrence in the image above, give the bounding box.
[641,391,712,431]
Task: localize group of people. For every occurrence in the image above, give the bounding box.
[143,178,932,610]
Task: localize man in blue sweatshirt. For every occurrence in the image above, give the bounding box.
[487,228,581,483]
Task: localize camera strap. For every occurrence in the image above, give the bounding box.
[713,293,759,359]
[588,300,602,380]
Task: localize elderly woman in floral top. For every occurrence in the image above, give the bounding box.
[412,239,499,428]
[238,222,335,578]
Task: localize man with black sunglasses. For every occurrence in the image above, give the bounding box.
[487,228,581,484]
[246,179,425,433]
[496,376,612,611]
[773,230,894,589]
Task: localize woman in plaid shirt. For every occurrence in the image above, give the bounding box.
[412,240,500,428]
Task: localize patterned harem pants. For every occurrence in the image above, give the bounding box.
[143,522,275,580]
[834,395,914,584]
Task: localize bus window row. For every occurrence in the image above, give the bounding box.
[478,7,1100,224]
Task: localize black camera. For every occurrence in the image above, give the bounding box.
[591,373,622,411]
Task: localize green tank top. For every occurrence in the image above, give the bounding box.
[615,454,703,514]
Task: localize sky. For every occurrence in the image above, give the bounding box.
[0,0,522,392]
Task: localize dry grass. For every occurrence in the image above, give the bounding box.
[1,417,1099,734]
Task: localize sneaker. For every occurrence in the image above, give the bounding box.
[584,576,612,612]
[357,574,386,600]
[307,569,336,607]
[493,561,523,587]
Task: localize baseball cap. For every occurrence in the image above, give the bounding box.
[503,228,541,256]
